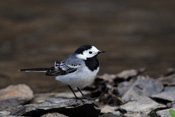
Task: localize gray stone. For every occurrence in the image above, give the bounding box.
[172,101,175,108]
[158,74,175,86]
[41,112,68,117]
[32,91,90,104]
[0,111,10,116]
[100,113,122,117]
[32,93,58,103]
[152,86,175,102]
[120,97,165,116]
[0,84,33,112]
[156,108,175,117]
[100,105,121,116]
[117,82,132,97]
[11,97,100,117]
[97,68,145,82]
[119,76,163,101]
[152,91,175,102]
[116,69,140,79]
[55,91,90,99]
[97,73,117,82]
[0,110,25,117]
[123,113,143,117]
[165,86,175,92]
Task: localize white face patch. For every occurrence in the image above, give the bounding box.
[76,46,100,60]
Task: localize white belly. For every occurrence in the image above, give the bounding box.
[56,67,99,88]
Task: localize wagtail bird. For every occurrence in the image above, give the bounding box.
[20,44,105,101]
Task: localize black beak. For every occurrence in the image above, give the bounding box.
[98,50,105,54]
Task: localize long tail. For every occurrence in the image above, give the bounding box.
[20,68,51,72]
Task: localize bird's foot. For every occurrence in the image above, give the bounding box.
[75,97,85,103]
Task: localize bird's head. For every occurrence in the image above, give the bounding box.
[75,44,105,60]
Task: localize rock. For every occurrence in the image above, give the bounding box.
[164,86,175,92]
[100,105,121,116]
[0,98,27,114]
[117,82,132,97]
[55,91,90,99]
[156,108,175,117]
[123,113,143,117]
[11,97,100,117]
[152,86,175,102]
[0,84,33,101]
[0,111,10,116]
[120,97,166,116]
[41,112,68,117]
[0,110,25,117]
[100,105,117,113]
[32,91,91,104]
[97,74,117,82]
[98,87,125,106]
[116,69,144,79]
[97,68,145,82]
[100,112,122,117]
[157,73,175,86]
[172,101,175,108]
[32,93,59,103]
[0,84,33,112]
[118,76,163,101]
[163,68,175,77]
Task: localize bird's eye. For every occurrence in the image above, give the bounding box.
[89,51,92,54]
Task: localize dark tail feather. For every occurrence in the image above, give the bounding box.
[20,68,51,72]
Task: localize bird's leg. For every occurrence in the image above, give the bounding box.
[67,85,84,102]
[67,85,78,99]
[77,87,87,99]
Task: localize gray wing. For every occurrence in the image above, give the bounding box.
[46,54,82,76]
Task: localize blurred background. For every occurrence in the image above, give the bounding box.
[0,0,174,93]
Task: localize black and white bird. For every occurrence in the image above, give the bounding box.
[20,44,105,101]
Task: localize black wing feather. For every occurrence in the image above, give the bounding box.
[45,62,77,76]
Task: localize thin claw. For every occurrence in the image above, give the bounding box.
[76,97,85,103]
